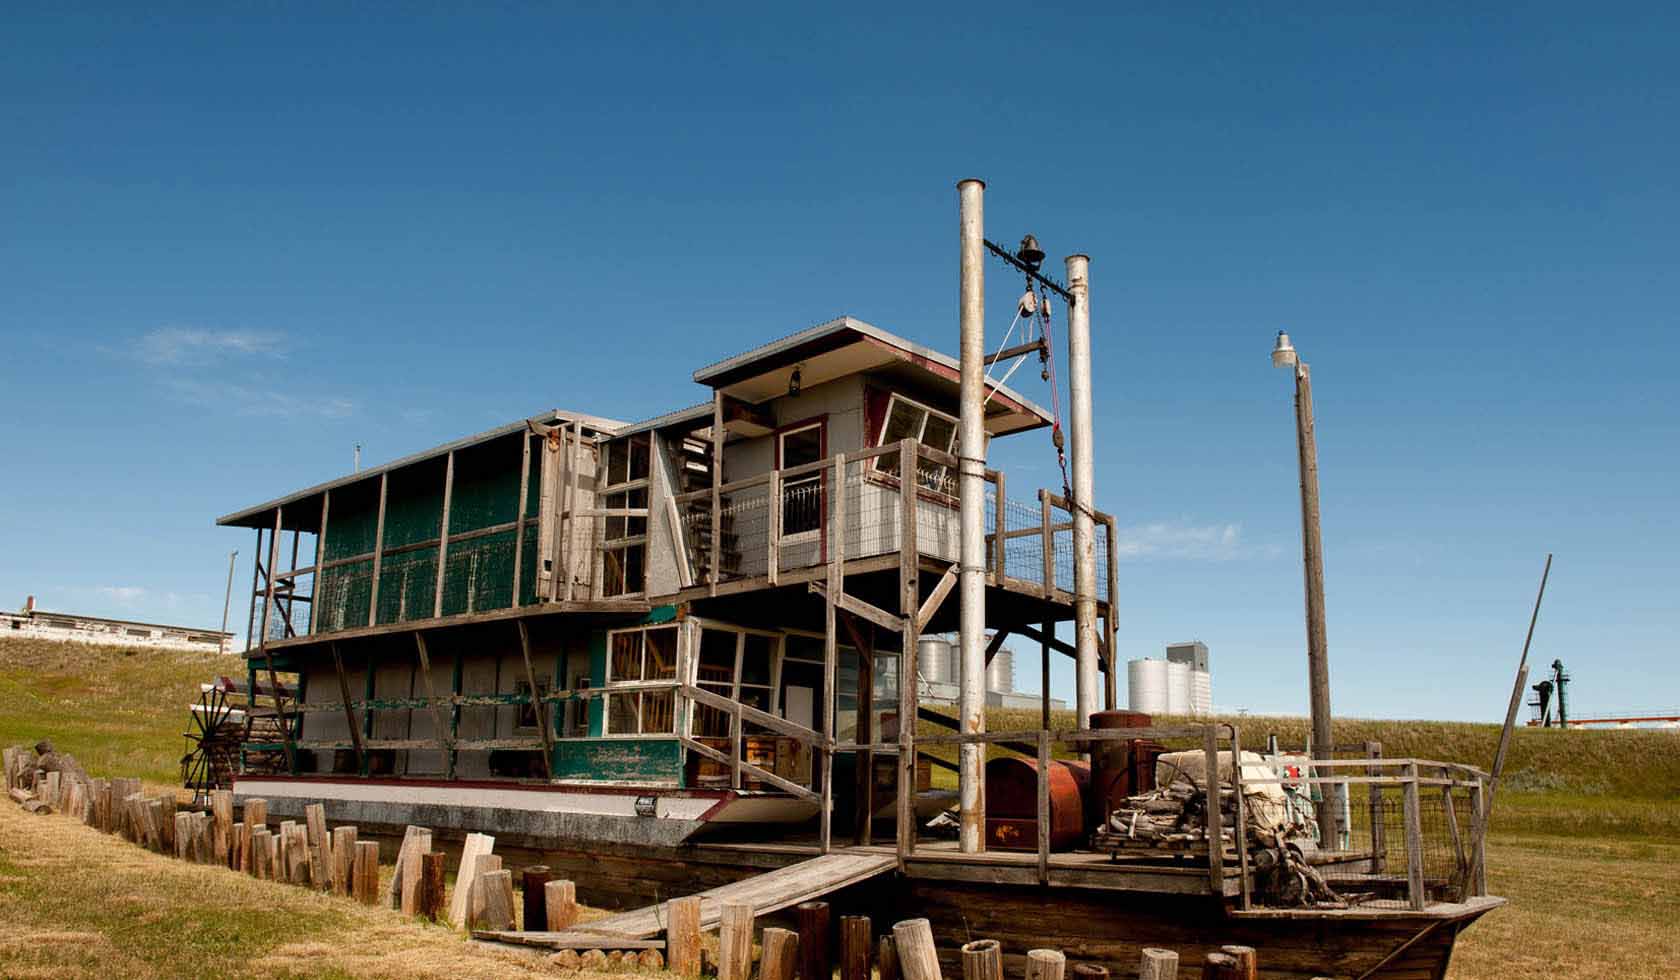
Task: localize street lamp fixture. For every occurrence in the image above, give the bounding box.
[1271,330,1298,370]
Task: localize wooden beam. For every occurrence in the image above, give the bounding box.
[710,391,723,596]
[1040,489,1054,599]
[1012,624,1073,659]
[311,490,329,635]
[329,642,366,773]
[512,429,531,607]
[984,628,1012,665]
[808,582,903,634]
[434,450,454,618]
[517,620,554,779]
[368,472,389,627]
[896,438,919,864]
[412,633,454,763]
[914,565,958,633]
[843,611,875,846]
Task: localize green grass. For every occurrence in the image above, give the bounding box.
[0,637,234,788]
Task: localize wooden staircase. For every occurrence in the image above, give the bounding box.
[674,434,741,582]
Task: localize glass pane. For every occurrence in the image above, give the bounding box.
[921,412,956,454]
[741,634,774,686]
[607,692,640,734]
[645,626,678,680]
[875,401,923,476]
[698,628,737,685]
[610,631,642,683]
[640,690,674,734]
[781,425,823,467]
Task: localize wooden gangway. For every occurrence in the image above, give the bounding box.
[477,850,896,948]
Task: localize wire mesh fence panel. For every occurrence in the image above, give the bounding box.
[1295,776,1479,910]
[375,548,438,625]
[439,529,518,616]
[316,560,372,632]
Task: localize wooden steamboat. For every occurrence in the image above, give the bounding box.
[218,318,1501,978]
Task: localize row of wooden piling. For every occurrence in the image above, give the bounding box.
[651,899,1326,980]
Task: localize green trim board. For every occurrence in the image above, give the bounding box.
[551,737,682,783]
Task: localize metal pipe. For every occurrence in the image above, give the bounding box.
[957,177,988,854]
[1065,253,1099,732]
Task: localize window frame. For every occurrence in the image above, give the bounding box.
[686,619,784,738]
[871,393,962,499]
[601,623,681,737]
[598,434,652,598]
[775,418,827,544]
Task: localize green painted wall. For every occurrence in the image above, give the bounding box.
[551,737,682,782]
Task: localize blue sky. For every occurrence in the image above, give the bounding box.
[2,4,1675,722]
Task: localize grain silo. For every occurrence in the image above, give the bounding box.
[1165,660,1191,715]
[987,646,1016,695]
[918,636,954,685]
[1127,658,1170,715]
[1190,670,1212,717]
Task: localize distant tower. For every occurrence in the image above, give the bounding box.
[1166,641,1213,717]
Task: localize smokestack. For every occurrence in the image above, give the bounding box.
[24,595,36,614]
[957,177,988,854]
[1065,253,1099,731]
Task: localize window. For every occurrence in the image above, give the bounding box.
[603,625,678,735]
[689,624,782,738]
[778,422,824,537]
[600,434,651,597]
[874,394,959,493]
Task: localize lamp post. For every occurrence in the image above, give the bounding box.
[1271,330,1342,849]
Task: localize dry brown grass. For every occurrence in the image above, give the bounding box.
[0,798,620,980]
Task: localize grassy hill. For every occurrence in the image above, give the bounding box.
[0,636,233,788]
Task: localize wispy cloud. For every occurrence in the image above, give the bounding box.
[167,378,355,419]
[135,326,287,365]
[97,585,147,603]
[1114,519,1270,561]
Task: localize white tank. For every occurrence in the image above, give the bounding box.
[987,648,1015,694]
[1166,661,1191,715]
[918,636,953,686]
[1127,658,1170,715]
[1190,670,1212,717]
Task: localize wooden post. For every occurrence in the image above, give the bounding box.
[1366,740,1385,872]
[353,840,381,904]
[143,799,164,852]
[332,826,358,895]
[230,821,245,871]
[1403,762,1426,910]
[1137,948,1178,980]
[174,812,193,860]
[1198,954,1239,980]
[387,824,428,909]
[158,794,177,852]
[798,900,831,980]
[449,832,497,927]
[471,869,516,931]
[400,828,434,914]
[521,865,553,932]
[1039,490,1053,598]
[896,439,920,863]
[878,936,901,980]
[545,879,578,930]
[210,790,233,866]
[368,472,389,625]
[517,622,553,779]
[891,919,940,980]
[251,828,272,879]
[1470,778,1488,896]
[709,391,723,595]
[767,467,781,587]
[434,450,454,617]
[1069,966,1108,980]
[1103,515,1120,711]
[419,852,447,921]
[1217,946,1256,980]
[840,916,872,980]
[304,803,329,888]
[846,611,876,847]
[960,940,1002,980]
[763,927,801,980]
[330,643,367,774]
[412,634,454,768]
[286,821,311,883]
[1203,725,1225,893]
[717,901,754,980]
[1026,950,1066,980]
[666,895,702,978]
[1037,731,1051,885]
[266,830,281,881]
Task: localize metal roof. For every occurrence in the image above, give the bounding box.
[215,408,625,528]
[691,315,1054,424]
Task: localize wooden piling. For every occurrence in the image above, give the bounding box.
[840,916,872,980]
[1026,949,1066,980]
[717,902,754,980]
[331,826,358,896]
[892,919,940,980]
[1070,965,1108,980]
[277,821,298,880]
[666,895,702,978]
[580,950,608,972]
[251,828,273,879]
[877,936,900,980]
[521,865,552,932]
[304,803,329,888]
[352,840,380,904]
[419,851,447,921]
[286,821,311,882]
[266,830,281,881]
[1138,949,1178,980]
[174,812,193,860]
[763,927,801,980]
[400,828,434,914]
[1197,954,1239,980]
[210,790,234,865]
[470,869,516,931]
[546,879,578,931]
[447,832,496,927]
[797,900,830,980]
[1217,946,1256,980]
[960,940,1002,980]
[230,821,245,870]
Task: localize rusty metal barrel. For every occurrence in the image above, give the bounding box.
[984,756,1090,851]
[1086,710,1164,832]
